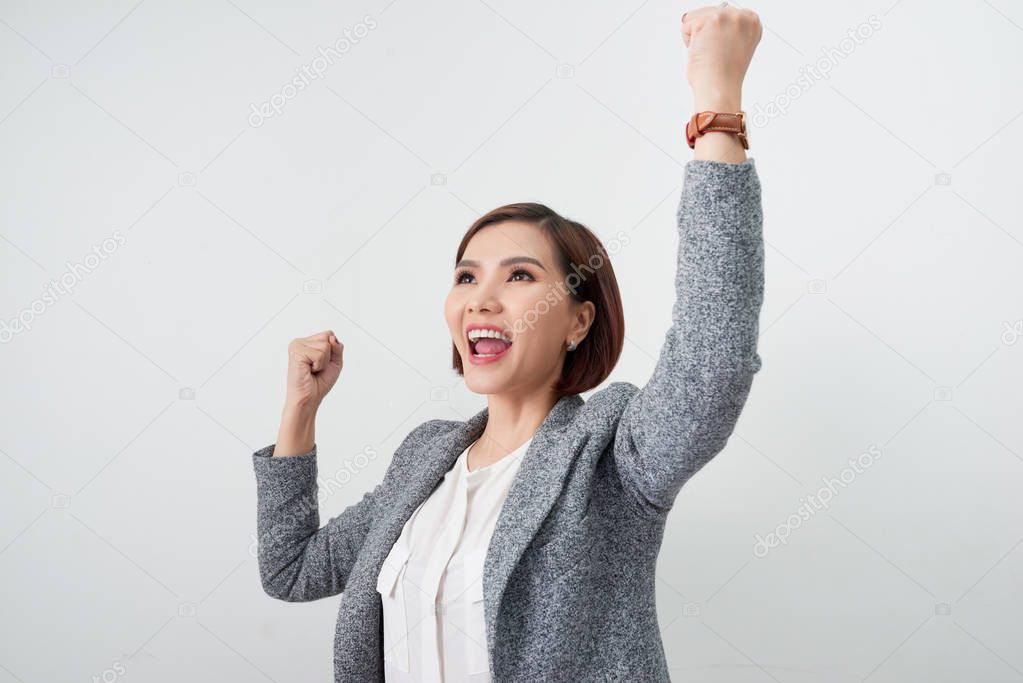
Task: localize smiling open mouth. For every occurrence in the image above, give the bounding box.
[470,337,512,358]
[467,328,513,362]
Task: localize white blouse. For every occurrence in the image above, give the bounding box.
[376,435,533,682]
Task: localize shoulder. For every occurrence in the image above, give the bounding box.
[581,381,639,421]
[393,418,459,460]
[545,382,641,444]
[376,418,458,483]
[402,418,458,446]
[587,380,639,404]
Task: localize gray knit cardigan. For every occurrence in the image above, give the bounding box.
[252,157,764,681]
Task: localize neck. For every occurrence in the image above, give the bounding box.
[475,389,559,458]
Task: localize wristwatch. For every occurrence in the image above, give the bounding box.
[685,111,749,149]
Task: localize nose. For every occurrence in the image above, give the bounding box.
[468,295,502,314]
[467,275,503,314]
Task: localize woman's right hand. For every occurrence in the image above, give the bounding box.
[284,330,344,413]
[273,331,343,457]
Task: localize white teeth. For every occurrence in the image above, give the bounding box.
[467,328,512,344]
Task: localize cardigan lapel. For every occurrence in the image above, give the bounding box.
[368,393,584,663]
[479,393,583,652]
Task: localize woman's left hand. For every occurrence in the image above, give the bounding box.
[682,4,762,111]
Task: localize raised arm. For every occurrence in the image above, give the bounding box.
[252,329,429,602]
[611,6,764,518]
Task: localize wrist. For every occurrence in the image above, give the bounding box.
[693,89,742,112]
[687,108,748,163]
[283,397,318,422]
[275,408,316,457]
[693,131,747,163]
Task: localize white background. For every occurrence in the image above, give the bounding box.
[1,0,1021,681]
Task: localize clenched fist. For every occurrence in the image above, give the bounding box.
[682,5,762,111]
[285,330,344,412]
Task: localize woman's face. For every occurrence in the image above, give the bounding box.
[445,221,594,397]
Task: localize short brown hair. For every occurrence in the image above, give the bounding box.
[450,202,625,397]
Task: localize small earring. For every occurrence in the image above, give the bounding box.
[566,339,578,351]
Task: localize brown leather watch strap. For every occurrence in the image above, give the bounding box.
[685,111,749,149]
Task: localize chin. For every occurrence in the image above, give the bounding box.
[463,374,507,396]
[463,360,522,394]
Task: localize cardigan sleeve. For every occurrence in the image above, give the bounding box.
[611,157,764,518]
[252,420,443,602]
[252,442,380,602]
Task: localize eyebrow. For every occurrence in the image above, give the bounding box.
[455,256,547,272]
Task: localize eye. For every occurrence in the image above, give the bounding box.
[453,267,536,284]
[509,268,535,282]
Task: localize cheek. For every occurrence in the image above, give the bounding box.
[509,301,562,351]
[444,294,464,334]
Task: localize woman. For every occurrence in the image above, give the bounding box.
[253,5,764,681]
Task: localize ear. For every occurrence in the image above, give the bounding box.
[570,300,596,342]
